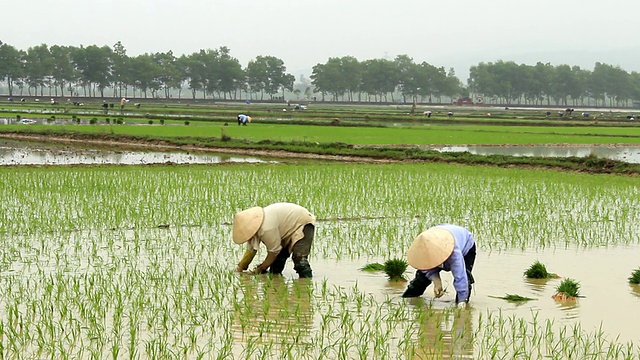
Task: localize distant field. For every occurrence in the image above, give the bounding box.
[2,100,640,146]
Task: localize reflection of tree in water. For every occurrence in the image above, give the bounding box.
[404,301,474,359]
[232,275,314,355]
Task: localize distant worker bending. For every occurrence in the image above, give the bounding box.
[237,114,251,126]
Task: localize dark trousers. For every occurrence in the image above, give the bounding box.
[403,244,476,299]
[268,224,314,278]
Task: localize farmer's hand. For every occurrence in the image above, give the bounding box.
[433,276,444,298]
[249,266,267,275]
[456,302,467,310]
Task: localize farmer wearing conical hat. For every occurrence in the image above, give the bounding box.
[233,202,316,278]
[237,114,251,125]
[402,224,477,308]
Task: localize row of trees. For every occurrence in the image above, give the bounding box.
[310,55,463,103]
[0,39,465,103]
[2,40,640,106]
[469,61,640,107]
[0,41,294,100]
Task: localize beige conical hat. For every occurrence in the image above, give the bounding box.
[232,207,264,244]
[246,116,252,123]
[407,227,455,270]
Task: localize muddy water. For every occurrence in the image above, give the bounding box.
[272,245,640,345]
[433,145,640,164]
[0,140,270,165]
[220,244,640,358]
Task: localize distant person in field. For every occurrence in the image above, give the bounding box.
[237,114,251,126]
[402,224,476,309]
[233,202,316,278]
[120,97,127,112]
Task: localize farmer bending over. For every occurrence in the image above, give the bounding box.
[237,114,251,125]
[233,202,315,278]
[402,224,476,308]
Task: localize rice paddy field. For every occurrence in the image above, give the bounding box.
[1,161,639,359]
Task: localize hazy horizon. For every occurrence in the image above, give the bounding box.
[3,0,639,83]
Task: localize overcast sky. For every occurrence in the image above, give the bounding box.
[3,0,640,82]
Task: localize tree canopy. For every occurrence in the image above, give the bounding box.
[1,40,639,107]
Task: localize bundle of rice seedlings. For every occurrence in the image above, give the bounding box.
[524,261,559,279]
[552,278,581,301]
[629,267,640,284]
[384,258,408,282]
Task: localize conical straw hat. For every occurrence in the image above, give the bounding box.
[247,116,252,123]
[407,228,455,270]
[232,207,264,244]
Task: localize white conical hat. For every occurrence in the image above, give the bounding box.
[407,228,455,270]
[232,207,264,244]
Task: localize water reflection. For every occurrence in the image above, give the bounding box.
[523,278,553,295]
[1,117,70,125]
[553,298,580,319]
[233,275,314,347]
[404,300,474,359]
[0,142,270,165]
[432,145,640,164]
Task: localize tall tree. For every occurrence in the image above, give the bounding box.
[23,44,52,96]
[216,46,244,100]
[360,58,398,102]
[247,55,293,100]
[394,55,417,103]
[111,41,129,97]
[152,51,178,98]
[129,53,162,98]
[49,45,75,97]
[72,45,113,97]
[0,41,24,97]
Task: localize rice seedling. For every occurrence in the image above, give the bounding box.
[629,267,640,284]
[360,262,385,272]
[489,294,535,302]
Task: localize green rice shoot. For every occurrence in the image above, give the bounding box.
[361,262,385,272]
[629,268,640,284]
[490,294,535,302]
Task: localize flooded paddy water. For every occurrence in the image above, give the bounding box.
[0,140,269,166]
[0,143,638,359]
[432,145,640,164]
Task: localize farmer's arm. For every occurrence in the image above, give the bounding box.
[422,268,442,281]
[252,251,280,274]
[450,250,469,302]
[236,244,257,272]
[251,232,282,274]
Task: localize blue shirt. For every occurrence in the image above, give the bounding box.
[419,224,475,302]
